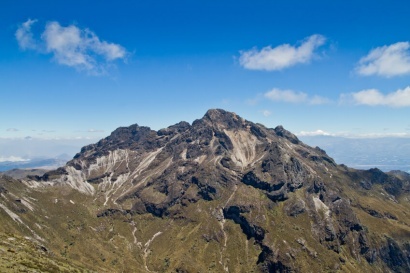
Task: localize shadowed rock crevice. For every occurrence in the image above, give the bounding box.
[223,206,265,241]
[242,171,285,192]
[223,205,293,272]
[380,237,410,272]
[191,176,217,201]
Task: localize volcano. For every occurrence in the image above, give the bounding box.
[1,109,409,272]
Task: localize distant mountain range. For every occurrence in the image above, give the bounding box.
[0,137,98,172]
[1,109,409,272]
[0,154,71,172]
[1,168,48,179]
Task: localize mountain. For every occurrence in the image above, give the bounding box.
[1,109,409,272]
[1,168,48,179]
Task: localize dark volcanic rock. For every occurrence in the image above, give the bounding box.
[380,237,410,273]
[30,167,68,182]
[242,171,285,192]
[201,109,245,130]
[223,206,265,241]
[274,125,300,144]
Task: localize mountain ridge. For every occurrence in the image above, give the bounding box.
[1,109,409,272]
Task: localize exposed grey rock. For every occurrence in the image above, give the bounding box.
[285,198,306,217]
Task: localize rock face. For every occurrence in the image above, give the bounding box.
[2,109,410,272]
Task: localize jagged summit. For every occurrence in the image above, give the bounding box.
[200,108,245,129]
[204,108,235,120]
[72,109,299,162]
[10,109,410,272]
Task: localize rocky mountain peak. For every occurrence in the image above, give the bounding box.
[15,108,410,273]
[199,108,245,130]
[274,125,300,144]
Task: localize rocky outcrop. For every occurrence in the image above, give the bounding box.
[353,168,405,197]
[380,237,410,273]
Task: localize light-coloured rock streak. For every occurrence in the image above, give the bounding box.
[131,148,164,179]
[224,130,260,169]
[313,196,330,219]
[64,166,95,195]
[218,185,238,272]
[143,231,163,272]
[0,202,43,242]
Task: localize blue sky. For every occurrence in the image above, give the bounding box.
[2,0,410,142]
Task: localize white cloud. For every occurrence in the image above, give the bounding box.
[342,86,410,107]
[15,19,127,75]
[42,22,127,74]
[298,130,332,136]
[239,34,326,71]
[42,22,92,70]
[0,156,30,163]
[15,19,38,50]
[264,88,331,105]
[356,42,410,77]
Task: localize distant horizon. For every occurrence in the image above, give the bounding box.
[1,112,409,174]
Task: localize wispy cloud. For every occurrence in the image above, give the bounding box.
[356,42,410,77]
[341,86,410,107]
[15,19,128,75]
[259,110,271,117]
[264,88,331,105]
[239,34,326,71]
[15,19,38,50]
[265,88,306,103]
[6,128,19,132]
